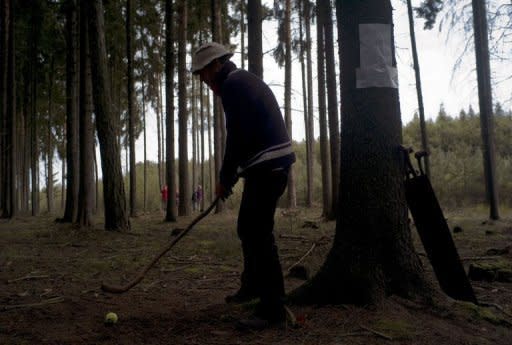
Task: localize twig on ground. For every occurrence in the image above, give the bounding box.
[287,243,317,273]
[1,297,65,311]
[7,273,50,284]
[279,234,308,241]
[460,256,501,261]
[143,280,163,292]
[359,324,393,341]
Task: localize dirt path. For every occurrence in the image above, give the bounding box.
[1,208,511,344]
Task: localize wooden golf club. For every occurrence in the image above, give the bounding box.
[101,197,220,293]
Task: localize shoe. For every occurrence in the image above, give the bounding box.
[235,316,271,331]
[225,289,258,304]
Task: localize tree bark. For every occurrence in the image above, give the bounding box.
[284,0,296,208]
[47,56,55,214]
[165,0,177,221]
[247,0,262,78]
[321,0,340,219]
[178,0,190,216]
[63,0,80,222]
[472,0,499,220]
[211,0,224,213]
[291,0,429,305]
[126,0,136,217]
[87,0,130,231]
[76,1,94,227]
[316,0,331,218]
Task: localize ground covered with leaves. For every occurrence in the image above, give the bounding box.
[1,206,511,344]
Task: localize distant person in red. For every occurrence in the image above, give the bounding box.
[161,185,168,211]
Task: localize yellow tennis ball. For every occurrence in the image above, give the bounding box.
[104,312,118,325]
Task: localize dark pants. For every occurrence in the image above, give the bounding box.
[237,168,288,319]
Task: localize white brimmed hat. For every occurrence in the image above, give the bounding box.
[191,42,233,74]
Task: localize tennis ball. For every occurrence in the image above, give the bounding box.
[104,312,118,325]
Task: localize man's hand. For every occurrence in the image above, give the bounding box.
[215,183,232,201]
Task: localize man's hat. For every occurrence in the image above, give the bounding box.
[191,42,233,74]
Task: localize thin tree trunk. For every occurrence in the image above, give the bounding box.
[299,0,313,207]
[240,2,245,70]
[472,0,499,220]
[321,0,340,219]
[30,2,41,216]
[126,0,136,217]
[142,76,147,213]
[156,76,163,190]
[406,0,430,178]
[316,0,331,218]
[47,56,55,214]
[200,81,205,211]
[207,89,214,203]
[61,159,65,209]
[87,0,130,231]
[305,0,315,208]
[165,0,177,221]
[284,0,296,208]
[0,0,6,214]
[178,0,190,216]
[212,0,224,213]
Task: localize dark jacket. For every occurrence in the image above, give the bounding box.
[216,61,296,191]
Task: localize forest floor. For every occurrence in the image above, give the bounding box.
[1,204,512,345]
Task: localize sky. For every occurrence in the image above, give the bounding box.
[110,1,512,174]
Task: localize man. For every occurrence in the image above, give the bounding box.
[191,42,295,330]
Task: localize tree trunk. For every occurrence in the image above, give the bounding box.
[316,0,331,218]
[142,76,147,213]
[291,0,428,305]
[247,0,263,78]
[156,77,163,191]
[126,0,136,217]
[63,0,79,223]
[47,56,55,214]
[240,2,245,70]
[200,81,205,211]
[300,0,314,207]
[0,0,7,215]
[178,0,190,216]
[192,78,197,208]
[321,0,340,219]
[212,0,224,213]
[207,89,214,203]
[165,0,177,222]
[2,0,16,217]
[76,1,94,227]
[284,0,296,208]
[30,2,41,216]
[87,0,130,231]
[472,0,499,220]
[406,0,430,178]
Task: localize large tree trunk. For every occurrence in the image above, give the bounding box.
[200,81,205,211]
[207,89,214,203]
[321,0,340,220]
[2,0,16,218]
[472,0,499,220]
[247,0,262,78]
[178,0,190,216]
[76,1,94,227]
[284,0,296,208]
[292,0,428,305]
[156,78,163,191]
[316,0,331,218]
[406,0,430,178]
[126,0,136,217]
[87,0,130,231]
[142,77,147,213]
[239,2,245,70]
[0,0,7,215]
[165,0,177,222]
[62,0,80,223]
